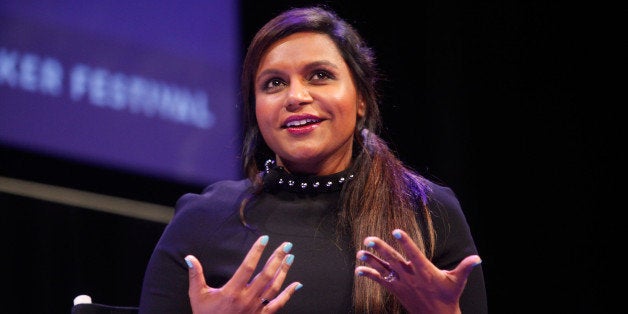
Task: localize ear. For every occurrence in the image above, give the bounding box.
[357,99,366,117]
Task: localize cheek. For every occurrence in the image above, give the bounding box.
[335,94,362,120]
[255,98,276,133]
[255,106,268,129]
[256,91,286,121]
[331,83,362,116]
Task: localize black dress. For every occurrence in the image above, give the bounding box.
[138,169,487,313]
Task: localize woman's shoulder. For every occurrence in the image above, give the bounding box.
[419,177,479,267]
[422,178,460,208]
[416,176,470,227]
[200,177,254,195]
[147,179,255,263]
[405,172,461,212]
[173,178,253,216]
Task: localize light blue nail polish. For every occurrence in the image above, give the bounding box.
[357,271,364,276]
[184,257,193,269]
[295,283,303,291]
[393,230,402,239]
[360,254,368,261]
[286,254,294,265]
[260,235,269,246]
[366,241,375,248]
[283,242,293,253]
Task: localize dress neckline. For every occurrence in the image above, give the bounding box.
[261,159,354,193]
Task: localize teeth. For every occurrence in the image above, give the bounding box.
[286,118,317,127]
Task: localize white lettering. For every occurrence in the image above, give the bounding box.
[40,58,63,96]
[0,48,18,87]
[1,48,64,97]
[88,67,108,107]
[109,73,127,110]
[70,64,89,101]
[2,47,214,129]
[191,92,214,128]
[19,53,39,91]
[67,63,214,128]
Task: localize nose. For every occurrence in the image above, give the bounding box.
[285,80,313,110]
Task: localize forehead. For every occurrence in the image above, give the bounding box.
[258,32,344,68]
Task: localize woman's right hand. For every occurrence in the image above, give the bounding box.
[184,235,302,313]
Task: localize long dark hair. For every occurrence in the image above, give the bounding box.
[239,6,436,313]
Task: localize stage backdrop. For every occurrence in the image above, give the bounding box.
[0,0,242,186]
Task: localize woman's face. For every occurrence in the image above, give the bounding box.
[254,32,365,175]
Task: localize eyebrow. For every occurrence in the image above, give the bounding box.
[256,60,340,81]
[304,60,339,70]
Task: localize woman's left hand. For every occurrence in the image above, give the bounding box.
[355,228,481,314]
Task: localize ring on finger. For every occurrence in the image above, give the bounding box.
[383,269,398,283]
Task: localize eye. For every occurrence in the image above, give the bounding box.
[261,78,286,92]
[310,70,334,82]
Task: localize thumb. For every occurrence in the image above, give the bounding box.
[451,254,482,281]
[185,255,207,299]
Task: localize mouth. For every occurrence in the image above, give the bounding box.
[282,118,322,128]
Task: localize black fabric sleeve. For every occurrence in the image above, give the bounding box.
[427,182,488,313]
[138,180,252,314]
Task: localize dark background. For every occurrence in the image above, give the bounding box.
[1,1,615,313]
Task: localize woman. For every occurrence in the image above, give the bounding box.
[139,6,487,314]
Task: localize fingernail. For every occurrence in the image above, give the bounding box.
[366,241,375,248]
[283,242,293,253]
[393,230,402,239]
[473,259,483,267]
[285,254,295,265]
[260,235,269,246]
[184,257,193,269]
[357,271,364,276]
[359,254,368,261]
[295,283,303,291]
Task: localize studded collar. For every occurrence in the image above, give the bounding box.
[262,159,354,193]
